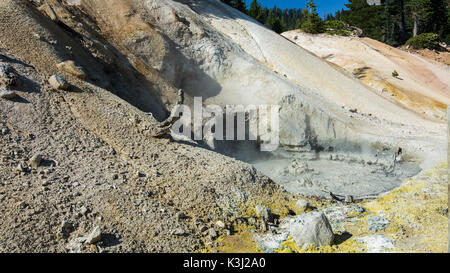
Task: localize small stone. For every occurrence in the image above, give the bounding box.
[33,33,43,41]
[345,195,354,204]
[172,227,187,236]
[57,61,86,79]
[295,199,310,211]
[255,205,273,223]
[48,75,69,90]
[80,206,89,216]
[29,154,43,168]
[66,240,83,253]
[61,220,74,233]
[0,88,17,100]
[215,220,226,229]
[176,212,187,220]
[247,217,256,225]
[16,163,27,173]
[136,171,146,178]
[208,228,218,239]
[85,226,102,244]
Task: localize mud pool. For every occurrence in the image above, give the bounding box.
[252,157,421,198]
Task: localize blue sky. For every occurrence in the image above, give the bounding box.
[244,0,349,17]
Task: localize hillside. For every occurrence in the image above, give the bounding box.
[0,0,448,253]
[282,30,450,122]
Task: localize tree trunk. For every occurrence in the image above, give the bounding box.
[413,14,418,37]
[399,0,407,42]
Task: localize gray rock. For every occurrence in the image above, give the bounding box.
[295,199,310,211]
[16,163,27,173]
[57,61,86,79]
[176,212,187,220]
[85,226,102,244]
[345,195,354,203]
[208,228,218,239]
[29,154,43,168]
[66,237,87,253]
[215,220,226,229]
[48,75,69,90]
[255,205,273,223]
[79,206,89,216]
[61,220,74,233]
[283,212,334,249]
[172,227,187,236]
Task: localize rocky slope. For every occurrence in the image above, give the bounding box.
[282,30,450,123]
[0,0,295,253]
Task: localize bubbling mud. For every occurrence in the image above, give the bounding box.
[251,156,421,198]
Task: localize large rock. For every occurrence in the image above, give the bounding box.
[0,87,17,100]
[295,199,310,211]
[37,3,59,22]
[57,61,86,79]
[85,226,102,244]
[49,75,69,90]
[255,205,273,223]
[29,154,43,168]
[283,212,334,249]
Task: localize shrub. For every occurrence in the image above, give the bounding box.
[324,20,345,30]
[392,70,399,78]
[301,19,325,34]
[324,20,352,36]
[405,33,441,50]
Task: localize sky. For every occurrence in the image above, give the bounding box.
[244,0,349,17]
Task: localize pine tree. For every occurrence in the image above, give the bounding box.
[233,0,247,14]
[300,0,324,34]
[248,0,264,23]
[385,0,408,45]
[342,0,385,41]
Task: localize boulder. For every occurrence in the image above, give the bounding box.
[208,228,217,239]
[85,226,102,244]
[255,205,273,223]
[283,212,334,249]
[295,199,310,211]
[61,220,74,234]
[57,61,86,79]
[29,154,43,168]
[0,88,17,100]
[37,4,59,22]
[48,75,69,90]
[66,238,85,253]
